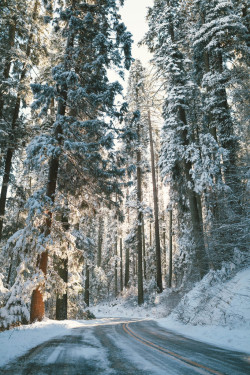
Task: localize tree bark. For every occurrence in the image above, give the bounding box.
[148,110,162,292]
[55,257,68,320]
[55,214,69,320]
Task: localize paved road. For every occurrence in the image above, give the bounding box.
[1,318,249,374]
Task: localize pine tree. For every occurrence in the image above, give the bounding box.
[1,0,132,323]
[190,0,249,266]
[145,0,209,279]
[0,0,45,241]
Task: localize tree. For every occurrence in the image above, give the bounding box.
[0,0,45,241]
[145,0,209,279]
[1,0,132,323]
[189,0,249,266]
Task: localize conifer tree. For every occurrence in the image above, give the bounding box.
[145,0,209,279]
[0,0,45,240]
[1,0,132,323]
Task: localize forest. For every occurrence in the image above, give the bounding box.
[0,0,249,330]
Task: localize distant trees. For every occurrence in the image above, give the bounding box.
[123,59,166,302]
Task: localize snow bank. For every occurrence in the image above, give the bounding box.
[0,319,96,367]
[158,267,250,353]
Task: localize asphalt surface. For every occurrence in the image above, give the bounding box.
[0,318,249,374]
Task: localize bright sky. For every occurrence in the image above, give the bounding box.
[120,0,154,65]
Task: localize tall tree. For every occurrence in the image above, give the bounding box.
[0,0,44,240]
[145,0,209,279]
[6,0,132,322]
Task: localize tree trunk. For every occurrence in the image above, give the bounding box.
[30,85,67,323]
[114,238,118,297]
[55,214,69,320]
[125,245,129,288]
[30,250,49,322]
[84,263,90,307]
[120,238,123,292]
[142,219,146,280]
[30,13,75,321]
[179,106,209,278]
[0,18,16,118]
[137,132,144,305]
[55,257,68,320]
[168,209,173,288]
[148,110,162,292]
[97,216,103,267]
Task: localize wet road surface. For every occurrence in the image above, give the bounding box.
[0,318,249,374]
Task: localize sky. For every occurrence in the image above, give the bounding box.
[120,0,154,65]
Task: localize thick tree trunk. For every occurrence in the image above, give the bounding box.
[55,214,69,320]
[148,110,162,292]
[179,106,209,278]
[55,257,68,320]
[30,250,48,322]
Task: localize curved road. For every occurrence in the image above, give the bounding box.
[1,318,249,374]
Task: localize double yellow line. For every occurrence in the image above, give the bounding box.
[122,323,223,375]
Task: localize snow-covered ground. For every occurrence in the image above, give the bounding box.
[0,318,122,367]
[0,267,250,367]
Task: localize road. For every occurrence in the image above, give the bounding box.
[1,318,249,374]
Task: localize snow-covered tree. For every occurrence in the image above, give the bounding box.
[0,0,132,324]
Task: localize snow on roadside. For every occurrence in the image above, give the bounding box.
[0,318,106,367]
[157,317,250,354]
[157,267,250,354]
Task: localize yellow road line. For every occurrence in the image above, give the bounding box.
[122,323,224,375]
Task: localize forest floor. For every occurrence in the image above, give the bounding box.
[0,266,250,368]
